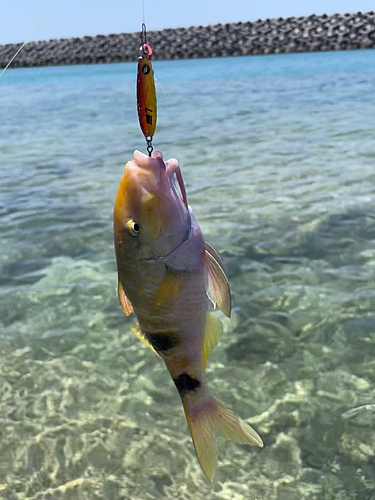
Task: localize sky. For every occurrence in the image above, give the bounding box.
[1,0,374,45]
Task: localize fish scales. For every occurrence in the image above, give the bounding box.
[113,150,263,481]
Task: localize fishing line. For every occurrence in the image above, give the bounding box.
[0,0,59,79]
[155,77,167,100]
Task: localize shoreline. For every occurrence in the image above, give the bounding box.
[1,11,375,69]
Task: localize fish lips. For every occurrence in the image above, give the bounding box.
[125,150,191,258]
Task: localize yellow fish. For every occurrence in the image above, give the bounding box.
[113,150,263,481]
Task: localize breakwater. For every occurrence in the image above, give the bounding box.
[1,11,375,68]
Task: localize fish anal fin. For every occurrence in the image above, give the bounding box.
[118,282,133,316]
[202,314,223,371]
[130,323,160,356]
[184,397,263,482]
[204,242,231,318]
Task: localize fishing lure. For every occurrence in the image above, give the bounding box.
[137,22,157,156]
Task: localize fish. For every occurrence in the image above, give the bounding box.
[113,150,263,481]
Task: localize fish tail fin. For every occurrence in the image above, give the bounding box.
[184,397,263,482]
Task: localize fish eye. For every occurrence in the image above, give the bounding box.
[127,219,140,236]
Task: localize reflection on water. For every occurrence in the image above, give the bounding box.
[1,50,375,499]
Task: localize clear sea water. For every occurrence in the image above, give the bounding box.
[1,49,375,499]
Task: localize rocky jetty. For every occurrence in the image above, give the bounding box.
[1,11,375,68]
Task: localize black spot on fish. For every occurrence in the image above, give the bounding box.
[144,332,180,353]
[173,373,201,394]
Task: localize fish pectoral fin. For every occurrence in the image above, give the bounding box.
[118,282,134,316]
[204,242,231,318]
[130,323,160,356]
[202,314,223,371]
[154,267,181,307]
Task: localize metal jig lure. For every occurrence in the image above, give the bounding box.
[136,22,157,156]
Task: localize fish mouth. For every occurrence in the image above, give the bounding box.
[133,149,166,171]
[129,150,191,260]
[132,150,188,209]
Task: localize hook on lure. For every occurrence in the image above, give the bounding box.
[137,22,157,156]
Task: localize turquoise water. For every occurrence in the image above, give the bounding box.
[1,49,375,499]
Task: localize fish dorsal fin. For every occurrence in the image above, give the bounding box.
[202,314,223,371]
[204,242,231,318]
[130,323,160,356]
[118,282,133,316]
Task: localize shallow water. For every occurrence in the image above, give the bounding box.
[1,49,375,499]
